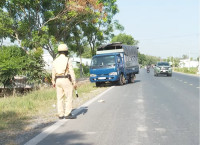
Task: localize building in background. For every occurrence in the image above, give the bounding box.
[42,53,91,71]
[43,53,53,72]
[179,59,198,68]
[71,57,91,68]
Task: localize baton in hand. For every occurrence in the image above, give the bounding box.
[75,89,79,98]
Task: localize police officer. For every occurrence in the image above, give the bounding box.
[52,44,77,119]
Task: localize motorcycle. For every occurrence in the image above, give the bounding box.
[147,68,150,73]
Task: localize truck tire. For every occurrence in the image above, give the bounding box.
[128,74,135,83]
[96,82,101,87]
[118,74,125,85]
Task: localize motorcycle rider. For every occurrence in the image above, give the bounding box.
[147,65,151,72]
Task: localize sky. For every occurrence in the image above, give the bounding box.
[113,0,199,59]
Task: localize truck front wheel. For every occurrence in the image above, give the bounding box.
[118,74,125,85]
[96,82,101,87]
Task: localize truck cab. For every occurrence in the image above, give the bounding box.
[90,53,123,86]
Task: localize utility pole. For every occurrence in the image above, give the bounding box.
[188,50,190,70]
[198,56,200,75]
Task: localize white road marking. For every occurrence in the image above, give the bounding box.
[24,86,115,145]
[155,128,166,133]
[189,84,193,86]
[133,84,149,144]
[97,99,105,103]
[136,99,144,103]
[184,82,187,84]
[24,120,67,145]
[137,126,148,132]
[85,131,96,135]
[196,87,200,89]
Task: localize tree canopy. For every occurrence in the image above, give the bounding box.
[0,46,26,87]
[111,33,138,45]
[0,0,122,58]
[0,46,45,88]
[0,0,124,86]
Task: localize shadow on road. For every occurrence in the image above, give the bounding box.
[134,80,141,83]
[72,106,88,117]
[155,74,172,77]
[93,79,141,88]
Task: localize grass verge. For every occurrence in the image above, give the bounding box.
[173,67,198,75]
[0,81,107,131]
[0,81,109,145]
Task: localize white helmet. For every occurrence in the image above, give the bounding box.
[58,44,68,51]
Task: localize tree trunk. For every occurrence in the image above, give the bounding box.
[3,84,5,98]
[80,54,83,78]
[13,88,16,97]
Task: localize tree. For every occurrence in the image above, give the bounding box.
[81,47,92,58]
[0,0,104,58]
[182,55,188,59]
[166,56,180,67]
[68,25,88,77]
[138,52,146,65]
[24,47,46,84]
[111,33,139,45]
[81,0,124,56]
[0,46,26,88]
[0,45,45,90]
[138,52,160,66]
[0,9,13,46]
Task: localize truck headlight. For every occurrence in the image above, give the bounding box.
[90,74,96,77]
[109,72,117,75]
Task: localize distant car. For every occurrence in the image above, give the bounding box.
[154,62,172,77]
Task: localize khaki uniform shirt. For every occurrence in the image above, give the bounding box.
[52,54,76,85]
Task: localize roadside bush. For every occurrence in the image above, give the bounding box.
[174,67,198,74]
[43,72,52,85]
[0,45,46,96]
[0,46,26,88]
[74,64,90,78]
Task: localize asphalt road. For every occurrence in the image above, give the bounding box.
[29,69,199,145]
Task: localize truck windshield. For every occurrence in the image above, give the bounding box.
[91,55,116,69]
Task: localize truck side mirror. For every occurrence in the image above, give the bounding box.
[117,58,120,63]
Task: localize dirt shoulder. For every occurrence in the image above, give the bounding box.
[0,80,109,145]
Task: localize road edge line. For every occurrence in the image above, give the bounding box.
[24,86,115,145]
[72,86,115,116]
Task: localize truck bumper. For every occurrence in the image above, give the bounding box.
[90,75,119,82]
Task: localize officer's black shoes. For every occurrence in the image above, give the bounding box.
[64,113,76,119]
[59,116,64,119]
[59,113,76,119]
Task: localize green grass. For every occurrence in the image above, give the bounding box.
[0,88,56,130]
[0,82,98,131]
[174,67,198,74]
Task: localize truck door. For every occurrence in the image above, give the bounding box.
[117,55,123,72]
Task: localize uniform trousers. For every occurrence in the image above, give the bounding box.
[56,78,73,117]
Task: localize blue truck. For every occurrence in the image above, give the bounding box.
[90,42,139,86]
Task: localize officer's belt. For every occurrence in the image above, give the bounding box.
[55,75,69,79]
